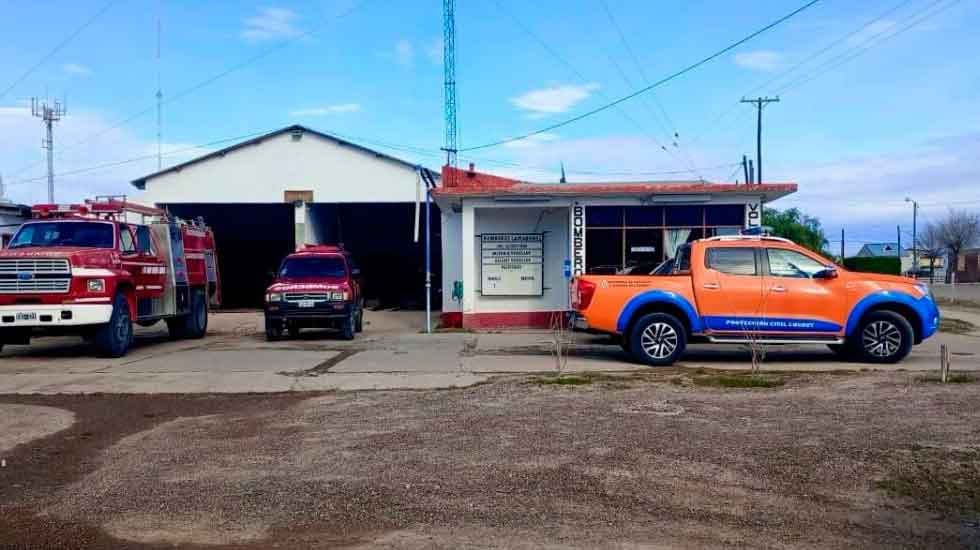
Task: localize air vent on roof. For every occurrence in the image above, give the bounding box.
[290,128,303,142]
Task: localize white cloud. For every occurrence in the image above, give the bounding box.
[395,39,415,68]
[241,7,301,42]
[63,64,91,76]
[0,105,213,205]
[734,50,783,71]
[424,38,442,64]
[510,83,600,118]
[501,132,560,149]
[289,103,362,117]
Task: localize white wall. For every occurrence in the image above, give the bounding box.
[441,209,462,313]
[471,206,570,314]
[138,130,422,205]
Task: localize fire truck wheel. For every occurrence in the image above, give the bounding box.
[265,318,283,341]
[95,293,133,358]
[185,289,208,339]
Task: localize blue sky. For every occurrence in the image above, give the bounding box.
[1,0,978,254]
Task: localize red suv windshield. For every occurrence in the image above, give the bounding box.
[278,256,347,278]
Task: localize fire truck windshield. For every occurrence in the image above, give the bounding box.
[8,221,115,249]
[279,256,347,278]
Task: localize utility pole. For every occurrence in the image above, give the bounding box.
[840,228,845,263]
[742,155,750,186]
[747,159,754,184]
[897,225,902,272]
[31,97,66,204]
[905,197,918,274]
[741,96,779,184]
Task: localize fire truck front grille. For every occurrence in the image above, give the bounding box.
[284,292,330,303]
[0,258,72,294]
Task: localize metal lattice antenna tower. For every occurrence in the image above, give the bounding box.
[156,0,163,170]
[442,0,457,172]
[31,97,66,203]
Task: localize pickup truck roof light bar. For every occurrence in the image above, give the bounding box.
[703,235,794,244]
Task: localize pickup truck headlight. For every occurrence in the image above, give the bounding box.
[87,279,105,293]
[266,292,283,303]
[331,291,345,301]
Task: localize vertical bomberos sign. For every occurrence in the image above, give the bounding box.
[571,203,586,276]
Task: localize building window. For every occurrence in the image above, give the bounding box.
[584,204,742,273]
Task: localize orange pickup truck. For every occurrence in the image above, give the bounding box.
[571,235,940,366]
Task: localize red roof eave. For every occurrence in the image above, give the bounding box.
[433,165,797,198]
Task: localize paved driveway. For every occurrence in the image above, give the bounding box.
[0,310,977,394]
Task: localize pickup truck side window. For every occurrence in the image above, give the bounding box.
[705,247,757,276]
[767,248,827,278]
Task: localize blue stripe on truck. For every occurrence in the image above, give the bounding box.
[702,316,841,333]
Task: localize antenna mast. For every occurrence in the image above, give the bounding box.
[156,0,163,170]
[442,0,457,176]
[31,97,66,203]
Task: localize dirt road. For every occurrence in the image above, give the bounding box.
[1,371,978,549]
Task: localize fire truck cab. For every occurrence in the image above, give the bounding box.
[0,198,221,357]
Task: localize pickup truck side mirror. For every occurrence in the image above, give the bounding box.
[351,267,361,277]
[813,267,839,279]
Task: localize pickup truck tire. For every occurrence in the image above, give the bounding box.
[265,318,283,341]
[354,302,364,333]
[94,293,133,358]
[287,322,301,339]
[629,313,687,367]
[854,310,913,364]
[339,312,355,340]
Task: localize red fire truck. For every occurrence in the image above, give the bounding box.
[0,198,221,357]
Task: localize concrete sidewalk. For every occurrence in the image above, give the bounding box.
[0,310,977,394]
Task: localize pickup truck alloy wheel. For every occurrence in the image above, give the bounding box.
[641,322,679,359]
[855,311,913,364]
[629,313,687,367]
[863,321,901,358]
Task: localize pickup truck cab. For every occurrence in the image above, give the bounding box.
[572,235,940,366]
[264,245,363,341]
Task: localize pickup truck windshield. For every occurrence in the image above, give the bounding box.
[279,256,347,278]
[8,222,114,249]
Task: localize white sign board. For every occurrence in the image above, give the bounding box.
[481,233,544,296]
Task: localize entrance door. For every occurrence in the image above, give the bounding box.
[697,245,764,332]
[760,247,846,334]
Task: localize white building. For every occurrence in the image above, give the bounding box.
[132,125,437,308]
[434,165,796,328]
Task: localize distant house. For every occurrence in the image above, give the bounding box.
[953,248,980,283]
[856,243,902,257]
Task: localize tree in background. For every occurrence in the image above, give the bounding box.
[762,207,829,254]
[915,222,945,282]
[935,208,980,282]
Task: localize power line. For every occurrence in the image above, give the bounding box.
[6,0,371,180]
[0,1,116,100]
[459,0,823,152]
[773,0,962,95]
[596,0,704,175]
[489,0,701,179]
[689,0,918,148]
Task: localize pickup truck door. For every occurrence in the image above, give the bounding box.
[759,247,846,334]
[697,246,764,332]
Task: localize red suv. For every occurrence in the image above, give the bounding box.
[264,245,363,340]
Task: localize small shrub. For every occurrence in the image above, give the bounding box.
[532,375,592,386]
[915,374,976,384]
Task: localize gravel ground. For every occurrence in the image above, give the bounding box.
[1,372,979,549]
